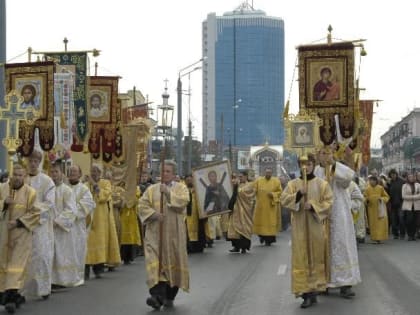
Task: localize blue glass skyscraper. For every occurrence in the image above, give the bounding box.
[202,3,285,148]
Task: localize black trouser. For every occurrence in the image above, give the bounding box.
[0,289,19,305]
[391,206,406,237]
[259,235,276,245]
[121,245,135,263]
[149,281,179,301]
[405,210,419,238]
[231,237,251,250]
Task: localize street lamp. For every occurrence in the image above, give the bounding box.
[233,98,242,146]
[177,57,205,176]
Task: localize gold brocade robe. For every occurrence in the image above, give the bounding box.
[0,183,40,291]
[138,182,190,291]
[120,187,141,245]
[364,185,390,241]
[228,182,255,240]
[111,185,125,244]
[85,179,121,266]
[280,177,333,296]
[253,177,282,236]
[186,190,199,241]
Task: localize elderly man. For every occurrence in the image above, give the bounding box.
[23,150,55,300]
[0,164,40,313]
[138,160,190,310]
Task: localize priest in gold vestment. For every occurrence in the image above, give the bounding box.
[185,175,208,253]
[84,165,121,279]
[138,161,190,310]
[0,164,40,313]
[364,176,390,243]
[227,171,255,254]
[253,167,282,245]
[281,155,333,309]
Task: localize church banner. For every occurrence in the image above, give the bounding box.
[359,100,374,166]
[45,52,88,142]
[298,42,356,144]
[5,61,55,155]
[87,76,120,163]
[54,72,74,149]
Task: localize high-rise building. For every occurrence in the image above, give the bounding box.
[202,2,285,149]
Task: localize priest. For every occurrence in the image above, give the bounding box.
[227,171,255,254]
[23,150,55,300]
[50,162,81,288]
[84,164,121,279]
[281,154,333,308]
[253,167,282,246]
[314,146,361,298]
[0,164,40,313]
[138,160,190,310]
[68,165,96,284]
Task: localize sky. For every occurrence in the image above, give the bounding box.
[5,0,420,148]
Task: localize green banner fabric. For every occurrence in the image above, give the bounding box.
[45,52,88,141]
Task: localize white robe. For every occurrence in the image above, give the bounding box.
[51,183,81,287]
[70,182,95,283]
[24,172,55,297]
[314,162,361,288]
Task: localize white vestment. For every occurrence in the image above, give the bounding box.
[23,172,55,297]
[51,183,81,286]
[70,182,95,283]
[314,162,361,288]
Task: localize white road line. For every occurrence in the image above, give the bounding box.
[277,264,287,275]
[288,240,291,247]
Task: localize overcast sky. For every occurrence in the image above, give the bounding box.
[5,0,420,148]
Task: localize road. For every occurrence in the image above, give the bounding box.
[7,232,420,315]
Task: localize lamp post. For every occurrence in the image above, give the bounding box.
[233,98,242,146]
[177,58,205,176]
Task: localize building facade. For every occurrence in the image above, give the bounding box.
[381,108,420,173]
[202,3,285,149]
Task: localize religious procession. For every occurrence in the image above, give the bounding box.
[1,2,420,315]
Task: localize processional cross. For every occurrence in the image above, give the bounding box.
[0,90,39,171]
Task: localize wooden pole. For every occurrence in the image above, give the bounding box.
[158,133,167,279]
[301,157,313,276]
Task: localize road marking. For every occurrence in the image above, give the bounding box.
[277,264,287,275]
[288,240,291,247]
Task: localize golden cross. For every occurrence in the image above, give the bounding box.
[0,90,39,171]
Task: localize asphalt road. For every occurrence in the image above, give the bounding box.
[5,232,420,315]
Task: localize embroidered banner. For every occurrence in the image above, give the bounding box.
[359,100,374,165]
[298,42,356,145]
[54,72,74,149]
[87,76,120,163]
[45,52,88,142]
[5,61,55,155]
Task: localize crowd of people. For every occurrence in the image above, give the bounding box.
[0,145,418,313]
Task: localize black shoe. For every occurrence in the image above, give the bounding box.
[408,237,416,241]
[42,294,50,300]
[229,248,240,253]
[84,266,90,281]
[259,237,264,245]
[5,302,15,314]
[163,299,174,308]
[340,286,355,299]
[300,297,313,309]
[357,238,365,244]
[146,296,162,310]
[310,294,318,304]
[241,249,247,254]
[108,267,115,272]
[15,296,25,309]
